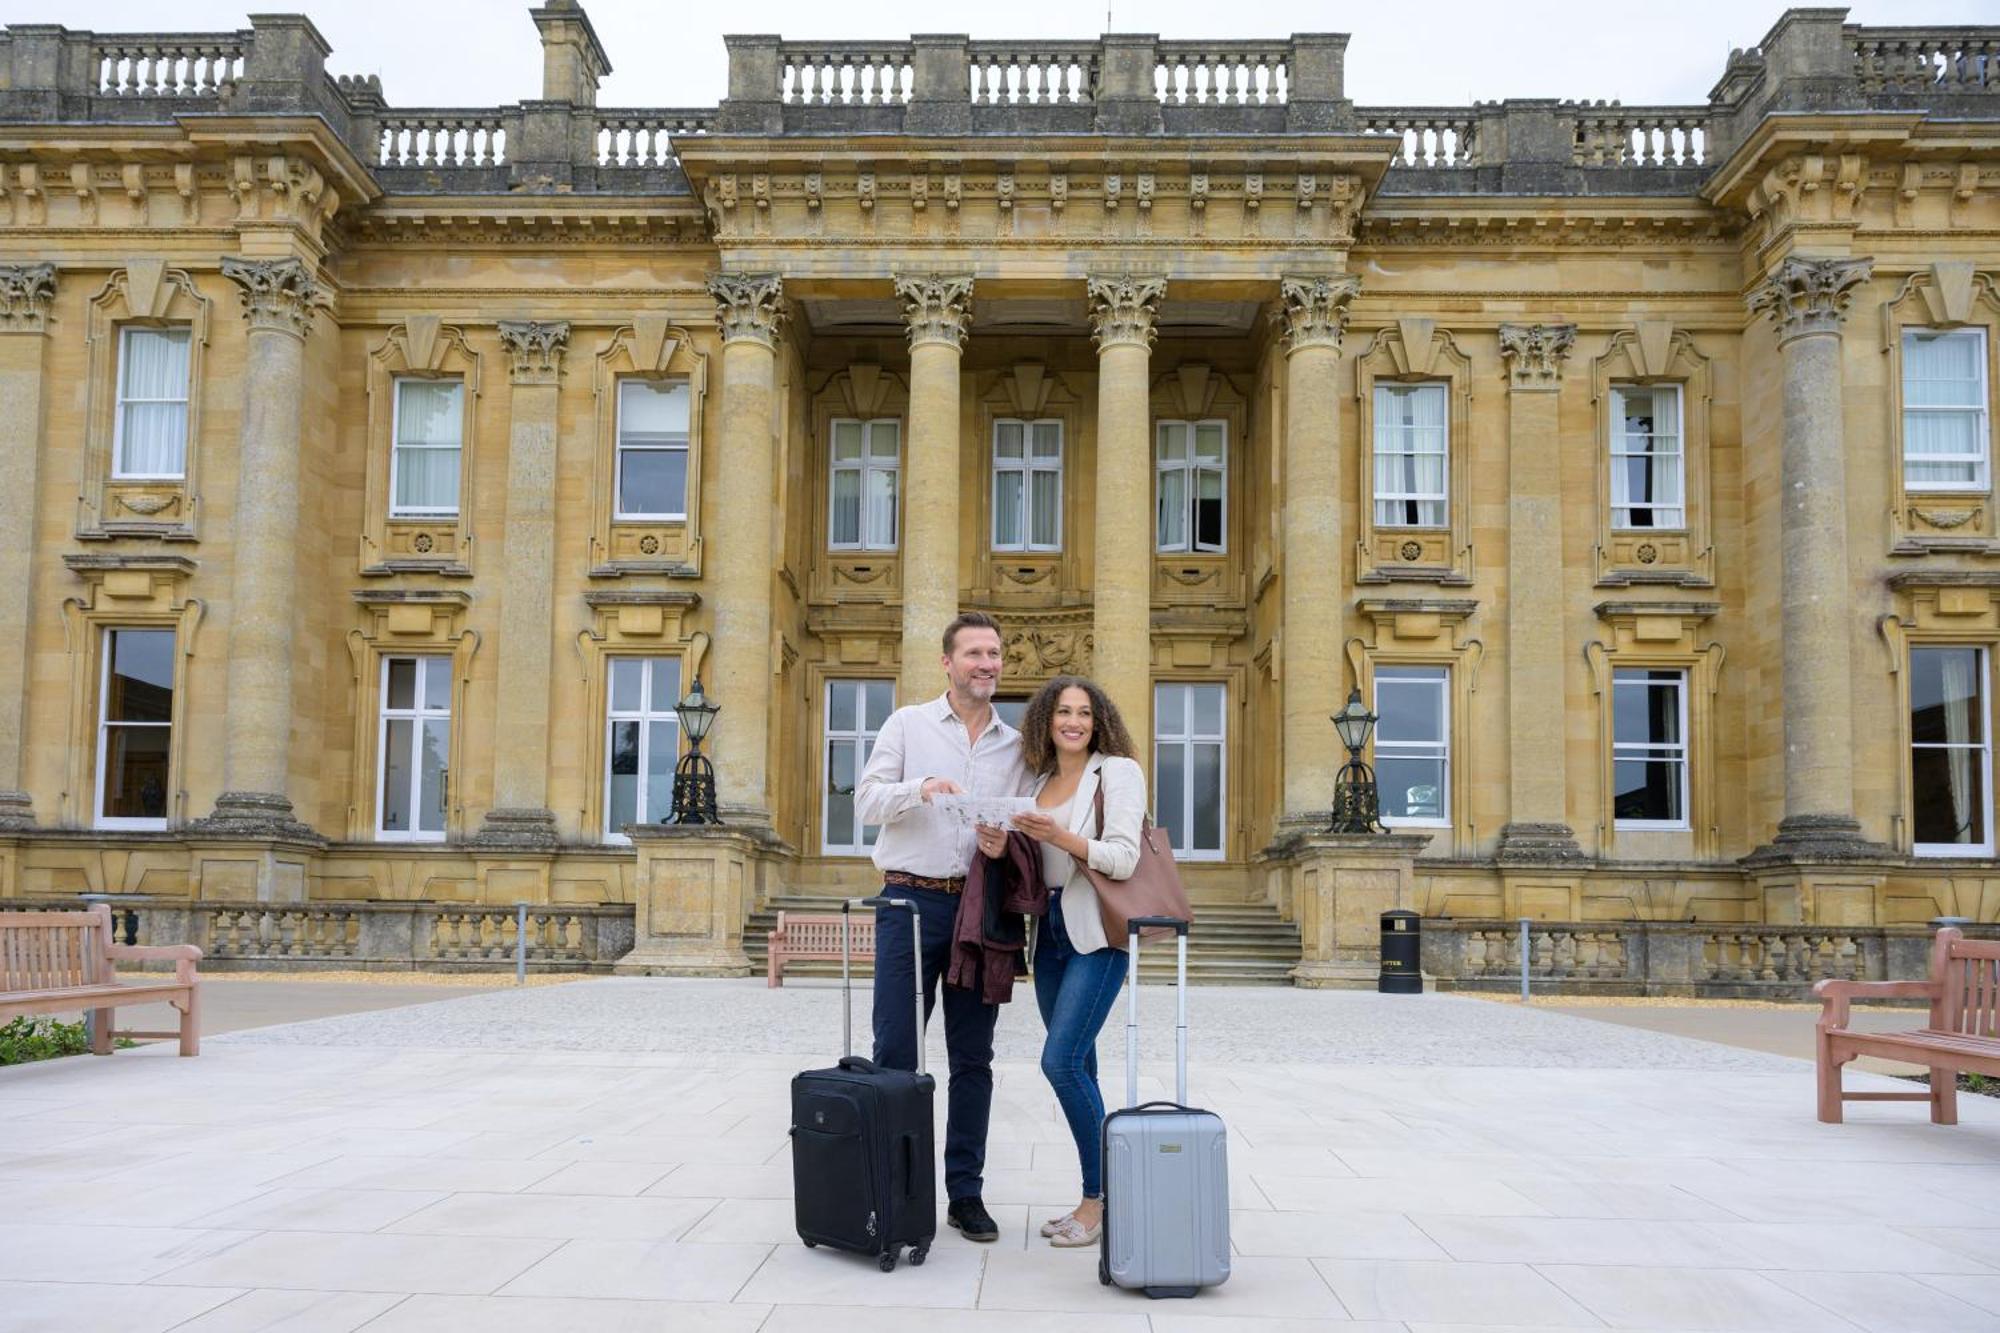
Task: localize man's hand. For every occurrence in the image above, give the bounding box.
[920,777,965,804]
[974,823,1007,858]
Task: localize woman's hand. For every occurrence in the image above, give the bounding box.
[1011,810,1060,843]
[974,822,1007,858]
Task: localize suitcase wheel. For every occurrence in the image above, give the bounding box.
[1098,1258,1111,1287]
[908,1244,928,1267]
[802,1240,817,1249]
[878,1248,899,1273]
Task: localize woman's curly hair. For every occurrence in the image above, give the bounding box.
[1019,674,1136,775]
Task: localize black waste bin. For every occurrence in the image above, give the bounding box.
[1378,910,1422,994]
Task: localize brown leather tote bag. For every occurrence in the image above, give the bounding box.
[1085,782,1194,947]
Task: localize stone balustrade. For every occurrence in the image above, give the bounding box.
[1851,25,2000,94]
[1356,108,1482,167]
[778,42,914,105]
[1423,918,1997,999]
[91,34,245,97]
[596,109,713,168]
[374,110,512,168]
[1155,41,1289,105]
[1568,103,1711,167]
[967,42,1098,105]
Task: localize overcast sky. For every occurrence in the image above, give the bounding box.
[46,1,2000,110]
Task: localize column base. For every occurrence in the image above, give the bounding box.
[1742,814,1895,866]
[0,790,33,831]
[1495,822,1587,863]
[612,944,754,978]
[190,791,323,844]
[470,808,561,849]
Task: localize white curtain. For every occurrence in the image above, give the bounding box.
[1940,649,1978,843]
[865,464,897,548]
[1374,384,1446,526]
[117,328,190,477]
[394,380,463,511]
[1904,332,1985,488]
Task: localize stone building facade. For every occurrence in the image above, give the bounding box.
[1,5,1997,985]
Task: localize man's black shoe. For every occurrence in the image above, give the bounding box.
[946,1196,1000,1242]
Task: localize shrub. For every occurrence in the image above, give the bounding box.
[0,1016,93,1066]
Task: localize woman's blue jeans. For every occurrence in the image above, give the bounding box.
[1033,890,1129,1198]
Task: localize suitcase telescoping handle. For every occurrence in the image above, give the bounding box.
[1124,916,1191,1109]
[842,896,925,1077]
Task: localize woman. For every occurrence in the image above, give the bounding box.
[975,673,1144,1248]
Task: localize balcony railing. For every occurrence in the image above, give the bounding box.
[90,34,245,98]
[1851,26,2000,94]
[1569,104,1711,168]
[374,110,512,168]
[779,42,914,106]
[1356,108,1481,168]
[1155,41,1289,105]
[967,41,1098,105]
[596,109,714,167]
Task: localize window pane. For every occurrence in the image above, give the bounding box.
[829,682,857,732]
[396,380,462,446]
[1613,757,1682,823]
[418,717,449,833]
[619,448,687,517]
[865,465,898,547]
[1157,467,1188,549]
[101,725,170,820]
[868,421,900,461]
[993,698,1027,731]
[1378,755,1445,821]
[121,328,189,399]
[1195,423,1225,464]
[118,401,187,476]
[1157,423,1187,465]
[1156,684,1185,737]
[386,659,416,711]
[1030,470,1060,547]
[106,630,174,723]
[1191,742,1223,851]
[607,719,640,833]
[1376,676,1443,745]
[1913,745,1986,846]
[649,657,682,712]
[832,420,863,462]
[1912,646,1984,745]
[995,421,1024,460]
[827,738,857,848]
[393,441,460,512]
[1155,740,1187,850]
[423,657,452,711]
[381,718,413,832]
[864,681,894,730]
[994,470,1024,547]
[1903,331,1984,407]
[620,380,690,440]
[1194,467,1224,550]
[610,659,643,713]
[646,720,678,823]
[1191,684,1224,736]
[1031,422,1062,460]
[830,467,862,545]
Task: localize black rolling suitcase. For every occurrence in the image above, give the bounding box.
[789,895,935,1272]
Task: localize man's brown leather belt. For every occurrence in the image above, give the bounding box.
[883,870,966,894]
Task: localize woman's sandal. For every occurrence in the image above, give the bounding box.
[1038,1215,1070,1238]
[1047,1214,1102,1248]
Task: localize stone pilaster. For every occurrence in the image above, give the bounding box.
[476,319,571,847]
[894,275,971,702]
[1087,275,1165,758]
[1283,831,1432,988]
[1275,274,1359,834]
[0,263,55,830]
[1496,322,1584,863]
[200,257,327,841]
[706,273,786,824]
[1746,256,1880,857]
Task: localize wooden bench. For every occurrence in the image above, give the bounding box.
[0,906,202,1057]
[1815,926,1999,1124]
[767,911,874,988]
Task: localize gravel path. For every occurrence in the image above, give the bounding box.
[217,977,1802,1072]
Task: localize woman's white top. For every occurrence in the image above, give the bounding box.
[1030,751,1148,954]
[1038,793,1076,888]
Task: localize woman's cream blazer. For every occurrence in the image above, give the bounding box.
[1031,751,1146,955]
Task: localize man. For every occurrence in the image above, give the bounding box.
[854,610,1030,1243]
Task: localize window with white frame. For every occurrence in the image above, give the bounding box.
[1910,645,1992,856]
[1372,383,1448,527]
[113,327,192,480]
[96,628,174,829]
[389,378,464,516]
[993,419,1062,552]
[616,379,691,519]
[829,418,901,550]
[1610,384,1685,529]
[1155,682,1225,858]
[824,679,895,855]
[377,655,450,841]
[605,656,682,840]
[1375,666,1450,826]
[1156,419,1226,552]
[1903,328,1991,492]
[1612,668,1688,829]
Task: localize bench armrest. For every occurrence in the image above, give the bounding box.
[1813,977,1937,1030]
[105,942,202,984]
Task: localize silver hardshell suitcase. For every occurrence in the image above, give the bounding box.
[1099,916,1230,1298]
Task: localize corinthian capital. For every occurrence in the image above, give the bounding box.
[1499,323,1577,391]
[497,320,571,384]
[1748,256,1873,345]
[0,263,56,334]
[1086,275,1166,350]
[1275,274,1360,354]
[220,257,328,339]
[708,273,786,349]
[894,274,973,350]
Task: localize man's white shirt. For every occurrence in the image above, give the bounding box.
[854,693,1034,878]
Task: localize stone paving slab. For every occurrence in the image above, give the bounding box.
[1,980,1997,1332]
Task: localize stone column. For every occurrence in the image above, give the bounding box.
[1087,276,1165,758]
[476,320,570,847]
[1496,322,1583,862]
[203,257,325,836]
[893,275,972,703]
[0,264,55,830]
[706,274,786,824]
[1274,275,1360,833]
[1748,256,1875,851]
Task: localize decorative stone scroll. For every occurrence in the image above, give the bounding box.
[893,274,973,349]
[1498,322,1576,390]
[707,272,787,348]
[1085,275,1165,349]
[496,319,570,383]
[219,257,327,339]
[1275,274,1360,353]
[0,263,56,333]
[1748,256,1874,345]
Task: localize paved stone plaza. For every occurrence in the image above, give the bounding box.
[2,980,1998,1332]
